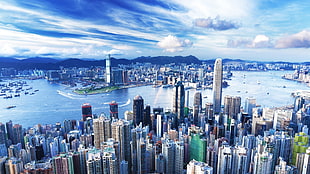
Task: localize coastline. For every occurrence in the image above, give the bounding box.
[72,83,152,95]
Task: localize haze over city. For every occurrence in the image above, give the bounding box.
[1,0,310,61]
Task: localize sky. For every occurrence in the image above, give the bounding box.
[0,0,310,62]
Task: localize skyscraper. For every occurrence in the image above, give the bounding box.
[93,116,111,149]
[193,92,202,125]
[109,101,119,119]
[212,58,223,115]
[224,95,241,119]
[81,103,92,121]
[106,54,111,84]
[173,81,185,123]
[133,95,144,126]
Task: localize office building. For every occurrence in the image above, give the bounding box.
[133,95,144,126]
[193,92,202,125]
[81,103,92,121]
[244,97,256,116]
[224,95,241,119]
[173,81,185,123]
[212,58,223,115]
[106,54,111,84]
[110,101,119,119]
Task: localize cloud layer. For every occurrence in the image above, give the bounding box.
[194,17,239,31]
[157,35,193,52]
[0,0,309,61]
[275,30,310,48]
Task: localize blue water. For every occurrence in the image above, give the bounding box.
[0,71,308,127]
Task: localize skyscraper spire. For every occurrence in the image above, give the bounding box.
[213,58,223,115]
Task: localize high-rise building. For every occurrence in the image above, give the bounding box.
[12,124,23,146]
[212,58,223,115]
[143,105,151,127]
[6,120,13,143]
[244,97,256,116]
[193,92,202,125]
[133,95,144,126]
[106,54,111,84]
[190,134,206,162]
[173,81,185,123]
[110,101,119,119]
[217,143,233,174]
[162,140,175,174]
[187,159,213,174]
[112,68,124,85]
[0,123,7,146]
[81,103,92,121]
[93,116,111,149]
[223,95,241,119]
[111,119,131,168]
[253,151,273,174]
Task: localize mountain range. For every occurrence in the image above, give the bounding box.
[0,56,308,70]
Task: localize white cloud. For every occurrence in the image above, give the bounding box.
[157,35,193,52]
[0,45,18,56]
[275,30,310,48]
[227,35,272,48]
[103,49,123,55]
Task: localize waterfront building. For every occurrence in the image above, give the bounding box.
[6,120,13,143]
[106,54,111,84]
[212,58,223,115]
[223,95,241,119]
[81,103,92,121]
[112,68,124,85]
[133,95,144,126]
[186,159,213,174]
[173,81,185,123]
[12,124,23,147]
[244,97,256,116]
[110,101,119,119]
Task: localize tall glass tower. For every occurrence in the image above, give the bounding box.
[212,58,223,115]
[106,54,111,84]
[173,81,185,123]
[133,95,144,126]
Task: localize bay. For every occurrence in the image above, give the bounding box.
[0,71,308,127]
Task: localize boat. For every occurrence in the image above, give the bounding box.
[6,106,16,109]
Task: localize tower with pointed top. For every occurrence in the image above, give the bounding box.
[212,58,223,115]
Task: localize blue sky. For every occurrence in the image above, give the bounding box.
[0,0,309,61]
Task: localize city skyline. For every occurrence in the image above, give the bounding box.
[0,0,310,62]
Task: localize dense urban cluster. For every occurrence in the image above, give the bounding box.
[1,58,310,174]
